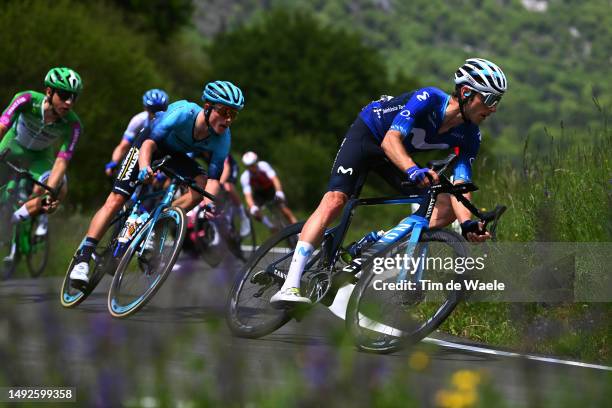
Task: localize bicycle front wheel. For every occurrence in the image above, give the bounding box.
[107,207,186,318]
[225,222,304,338]
[27,217,49,278]
[346,228,469,354]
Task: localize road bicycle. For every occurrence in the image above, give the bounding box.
[185,190,256,266]
[106,158,216,318]
[60,156,215,318]
[0,149,56,279]
[226,154,505,349]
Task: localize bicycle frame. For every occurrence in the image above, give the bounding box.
[113,182,178,259]
[264,154,502,303]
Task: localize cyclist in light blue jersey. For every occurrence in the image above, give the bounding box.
[69,81,244,285]
[271,58,508,307]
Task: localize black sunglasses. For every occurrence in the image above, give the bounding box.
[55,89,78,102]
[213,104,239,120]
[478,91,502,108]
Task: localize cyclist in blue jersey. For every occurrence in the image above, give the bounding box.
[69,80,245,285]
[104,89,169,177]
[271,58,508,306]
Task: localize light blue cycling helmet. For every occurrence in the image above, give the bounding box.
[143,89,169,110]
[202,80,245,110]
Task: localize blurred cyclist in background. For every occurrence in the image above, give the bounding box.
[105,89,169,177]
[240,151,297,232]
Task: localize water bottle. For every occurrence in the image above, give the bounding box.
[118,213,139,244]
[342,230,385,262]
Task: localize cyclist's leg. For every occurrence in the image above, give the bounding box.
[253,189,278,231]
[429,193,455,225]
[224,181,251,237]
[30,170,68,236]
[70,147,140,282]
[165,153,207,211]
[278,202,298,224]
[4,141,53,223]
[271,117,371,305]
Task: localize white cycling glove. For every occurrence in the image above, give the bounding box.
[275,190,286,201]
[249,205,260,216]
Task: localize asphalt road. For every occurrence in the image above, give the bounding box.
[0,255,609,407]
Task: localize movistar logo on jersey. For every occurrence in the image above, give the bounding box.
[337,166,353,175]
[416,91,430,101]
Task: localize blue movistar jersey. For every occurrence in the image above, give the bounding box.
[358,87,480,182]
[148,100,230,180]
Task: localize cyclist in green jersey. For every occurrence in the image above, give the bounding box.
[0,67,83,235]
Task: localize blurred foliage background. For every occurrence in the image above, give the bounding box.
[2,0,609,215]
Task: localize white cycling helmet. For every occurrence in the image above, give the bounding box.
[454,57,507,95]
[242,151,258,166]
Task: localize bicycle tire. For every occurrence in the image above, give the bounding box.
[346,228,469,354]
[107,206,186,318]
[26,216,49,278]
[197,219,223,267]
[225,222,304,338]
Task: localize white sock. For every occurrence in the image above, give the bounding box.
[281,241,314,290]
[11,205,30,224]
[262,215,275,229]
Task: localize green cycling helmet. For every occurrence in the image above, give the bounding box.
[44,67,83,94]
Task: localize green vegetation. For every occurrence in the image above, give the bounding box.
[203,0,612,158]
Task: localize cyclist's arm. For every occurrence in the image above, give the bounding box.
[449,182,473,224]
[452,127,480,223]
[138,139,157,172]
[219,157,231,184]
[380,130,419,171]
[243,191,255,210]
[203,178,220,206]
[271,175,284,193]
[46,157,69,192]
[1,91,33,143]
[111,139,132,164]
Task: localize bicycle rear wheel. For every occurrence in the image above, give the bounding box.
[107,207,186,318]
[225,222,304,338]
[26,217,49,277]
[346,229,468,353]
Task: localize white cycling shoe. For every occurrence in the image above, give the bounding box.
[239,218,251,237]
[270,287,312,308]
[69,262,90,285]
[35,214,49,236]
